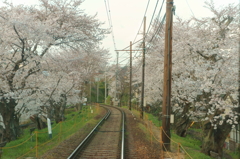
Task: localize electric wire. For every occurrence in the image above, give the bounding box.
[146,0,165,44]
[119,57,129,64]
[104,0,111,29]
[117,0,165,64]
[145,14,166,55]
[132,0,151,44]
[116,0,166,84]
[118,49,129,59]
[145,0,165,54]
[133,0,165,60]
[131,0,151,60]
[104,0,118,71]
[156,0,165,22]
[131,0,166,90]
[146,0,160,35]
[185,0,195,17]
[104,0,119,98]
[119,50,143,64]
[150,14,166,43]
[104,0,118,53]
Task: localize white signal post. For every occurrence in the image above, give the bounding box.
[47,118,52,139]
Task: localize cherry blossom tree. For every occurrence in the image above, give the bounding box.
[0,0,108,142]
[107,64,131,106]
[132,20,165,110]
[37,71,77,123]
[190,1,239,156]
[134,0,239,156]
[116,66,130,106]
[53,46,109,105]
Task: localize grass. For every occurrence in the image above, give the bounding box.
[146,113,162,127]
[138,123,151,140]
[170,133,212,159]
[122,107,239,159]
[127,108,211,158]
[229,150,240,159]
[142,111,240,159]
[1,105,102,159]
[134,111,218,159]
[121,106,161,126]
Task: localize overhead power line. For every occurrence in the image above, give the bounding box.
[156,0,165,22]
[185,0,195,17]
[115,0,166,69]
[146,13,166,54]
[104,0,118,52]
[132,0,165,61]
[146,0,160,35]
[133,0,151,44]
[104,0,119,103]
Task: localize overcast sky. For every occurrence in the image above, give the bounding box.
[2,0,239,65]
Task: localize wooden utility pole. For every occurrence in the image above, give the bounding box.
[140,16,146,119]
[115,51,119,106]
[162,0,173,151]
[115,45,140,110]
[105,72,107,104]
[129,41,132,110]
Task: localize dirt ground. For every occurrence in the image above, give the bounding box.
[122,107,185,159]
[123,108,161,159]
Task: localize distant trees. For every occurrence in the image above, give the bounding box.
[106,65,130,106]
[116,66,130,106]
[0,0,108,142]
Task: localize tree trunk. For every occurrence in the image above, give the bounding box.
[54,106,64,123]
[52,94,67,123]
[0,98,21,142]
[119,93,123,107]
[175,115,191,137]
[201,120,232,158]
[174,103,192,137]
[74,103,81,111]
[30,114,47,130]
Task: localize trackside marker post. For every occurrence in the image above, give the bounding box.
[47,118,52,139]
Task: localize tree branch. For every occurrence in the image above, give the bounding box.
[40,43,52,57]
[13,25,25,61]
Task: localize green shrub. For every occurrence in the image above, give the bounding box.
[106,95,112,105]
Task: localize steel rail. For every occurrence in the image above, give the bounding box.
[67,107,111,159]
[120,109,125,159]
[102,104,125,159]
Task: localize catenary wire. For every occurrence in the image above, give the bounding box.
[133,0,165,60]
[104,0,118,52]
[132,0,151,44]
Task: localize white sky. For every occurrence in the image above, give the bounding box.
[1,0,239,65]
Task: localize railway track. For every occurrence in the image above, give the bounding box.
[67,104,125,159]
